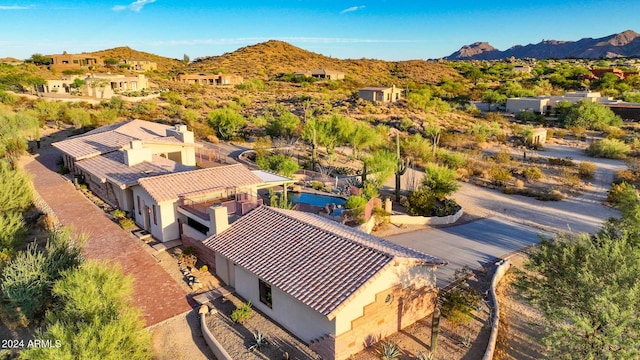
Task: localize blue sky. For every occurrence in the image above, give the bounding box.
[1,0,639,61]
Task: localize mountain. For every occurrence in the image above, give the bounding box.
[190,40,458,85]
[446,30,640,60]
[89,46,185,71]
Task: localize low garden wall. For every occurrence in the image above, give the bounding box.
[482,258,512,360]
[389,208,463,226]
[199,305,233,360]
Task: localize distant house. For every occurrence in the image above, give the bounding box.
[581,68,640,80]
[358,85,403,103]
[122,60,157,72]
[200,206,446,360]
[175,73,243,86]
[46,51,102,70]
[506,91,606,114]
[35,73,149,99]
[295,69,345,80]
[513,65,532,74]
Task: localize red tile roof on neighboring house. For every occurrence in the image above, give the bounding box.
[75,151,195,188]
[53,120,174,160]
[137,164,264,203]
[203,206,445,318]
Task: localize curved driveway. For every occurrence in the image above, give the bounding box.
[383,142,626,286]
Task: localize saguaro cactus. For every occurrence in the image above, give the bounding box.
[431,306,441,355]
[395,134,410,202]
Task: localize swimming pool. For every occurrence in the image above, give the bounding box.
[289,192,346,207]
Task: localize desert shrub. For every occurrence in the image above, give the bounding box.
[404,187,435,217]
[422,163,460,200]
[523,167,543,182]
[536,190,565,201]
[607,182,638,208]
[311,181,326,191]
[586,138,631,159]
[494,149,512,164]
[1,229,83,325]
[432,198,461,217]
[437,150,467,169]
[489,166,512,186]
[118,218,135,230]
[560,169,581,187]
[614,169,640,185]
[441,268,482,326]
[377,341,401,360]
[578,162,597,179]
[231,300,252,324]
[604,126,625,139]
[256,153,299,177]
[112,209,126,220]
[548,157,576,167]
[553,128,569,138]
[345,195,367,221]
[22,261,151,360]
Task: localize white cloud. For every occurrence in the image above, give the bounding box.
[0,5,31,10]
[340,5,365,14]
[112,0,156,12]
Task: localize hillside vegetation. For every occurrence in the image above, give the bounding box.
[190,40,458,85]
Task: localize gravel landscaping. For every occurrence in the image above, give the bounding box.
[206,292,321,360]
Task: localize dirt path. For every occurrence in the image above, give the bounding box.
[494,255,546,359]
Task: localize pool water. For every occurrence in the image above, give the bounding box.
[289,192,346,207]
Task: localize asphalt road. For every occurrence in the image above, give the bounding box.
[385,217,551,288]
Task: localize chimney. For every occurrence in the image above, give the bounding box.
[124,140,152,166]
[208,205,229,235]
[167,124,194,144]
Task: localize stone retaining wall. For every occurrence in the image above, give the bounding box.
[390,208,463,226]
[32,189,61,231]
[199,306,233,360]
[482,258,512,360]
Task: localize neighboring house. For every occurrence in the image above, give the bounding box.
[36,73,149,99]
[175,73,243,86]
[122,59,157,72]
[46,51,102,70]
[295,69,345,80]
[358,85,403,103]
[200,206,446,360]
[512,65,532,74]
[506,91,607,114]
[582,68,639,80]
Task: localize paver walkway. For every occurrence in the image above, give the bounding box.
[22,147,192,326]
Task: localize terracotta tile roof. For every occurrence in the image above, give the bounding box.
[203,206,445,318]
[137,164,264,203]
[75,151,195,188]
[52,120,173,160]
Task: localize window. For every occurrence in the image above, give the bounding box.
[187,217,208,235]
[153,205,157,225]
[259,280,272,308]
[137,196,141,215]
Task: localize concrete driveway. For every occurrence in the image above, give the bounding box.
[385,217,550,288]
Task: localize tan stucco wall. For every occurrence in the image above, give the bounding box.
[506,97,550,113]
[233,266,335,343]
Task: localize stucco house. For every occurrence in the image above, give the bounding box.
[175,73,244,86]
[358,85,403,103]
[506,91,608,114]
[46,51,102,70]
[36,73,149,99]
[201,206,446,360]
[295,69,345,80]
[122,59,157,72]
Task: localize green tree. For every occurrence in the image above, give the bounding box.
[266,111,300,138]
[517,232,640,358]
[22,261,151,360]
[207,107,246,140]
[482,89,506,111]
[562,100,622,130]
[28,54,52,66]
[63,107,91,128]
[422,163,459,201]
[349,121,382,159]
[363,150,396,190]
[256,153,298,177]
